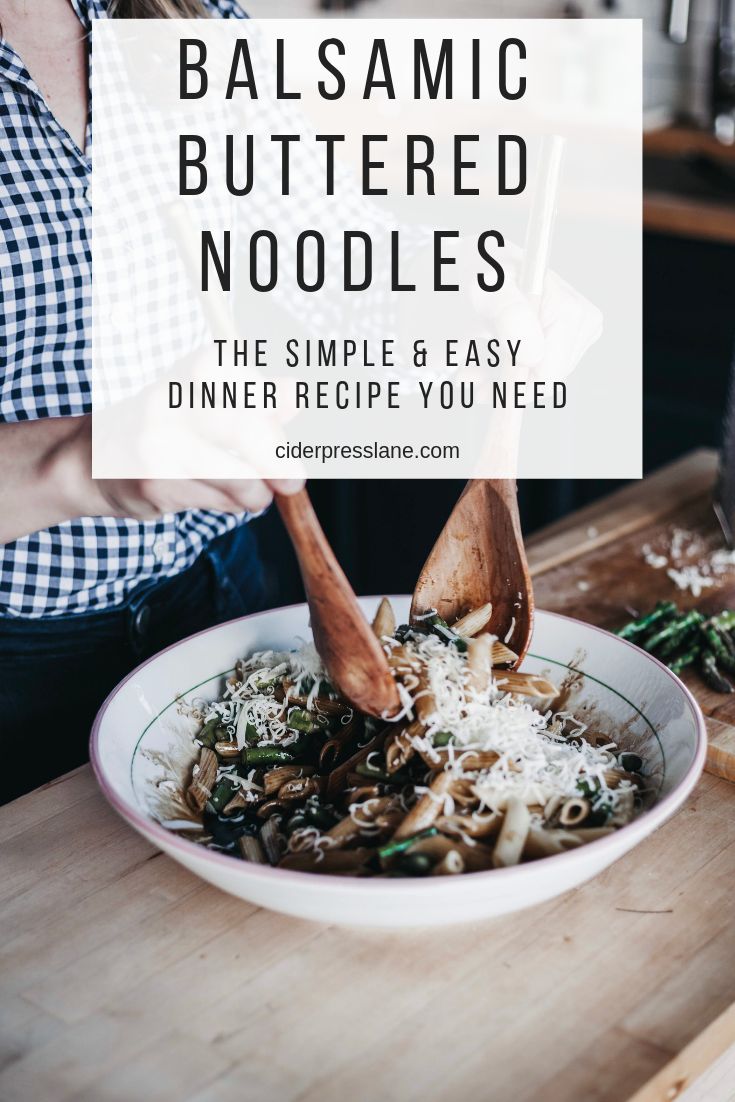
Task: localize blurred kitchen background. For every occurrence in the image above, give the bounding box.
[245,0,735,605]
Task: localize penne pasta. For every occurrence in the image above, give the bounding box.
[392,771,452,841]
[466,635,494,693]
[277,776,322,802]
[523,825,615,859]
[239,834,267,864]
[603,768,640,788]
[451,602,493,637]
[414,671,437,724]
[326,796,402,848]
[436,810,501,840]
[279,847,375,874]
[169,610,645,879]
[449,840,496,872]
[491,641,518,666]
[523,826,577,859]
[278,683,352,718]
[385,720,423,773]
[492,671,558,698]
[431,850,465,876]
[372,597,397,640]
[558,797,590,827]
[263,764,315,796]
[318,739,342,772]
[385,642,421,673]
[492,797,531,868]
[455,749,501,772]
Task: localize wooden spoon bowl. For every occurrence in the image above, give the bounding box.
[410,479,533,663]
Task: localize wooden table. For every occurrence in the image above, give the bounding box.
[2,451,735,1102]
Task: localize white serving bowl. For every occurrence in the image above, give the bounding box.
[91,598,706,928]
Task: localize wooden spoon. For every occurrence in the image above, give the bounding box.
[410,137,565,664]
[410,479,533,663]
[165,202,400,717]
[277,490,401,717]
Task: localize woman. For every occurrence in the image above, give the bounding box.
[0,0,304,803]
[0,0,601,803]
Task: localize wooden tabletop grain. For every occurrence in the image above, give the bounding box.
[1,451,734,1102]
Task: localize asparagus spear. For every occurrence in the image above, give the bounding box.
[617,601,677,641]
[701,650,734,694]
[701,624,735,673]
[197,716,223,749]
[712,610,735,633]
[668,644,701,675]
[378,827,438,861]
[643,610,704,654]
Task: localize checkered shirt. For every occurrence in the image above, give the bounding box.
[0,0,409,618]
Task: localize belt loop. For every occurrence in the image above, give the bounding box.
[203,538,228,616]
[126,580,157,655]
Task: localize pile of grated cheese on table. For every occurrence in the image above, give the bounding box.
[642,526,735,598]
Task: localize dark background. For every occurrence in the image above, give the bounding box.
[253,230,735,607]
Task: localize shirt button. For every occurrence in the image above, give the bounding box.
[153,539,170,563]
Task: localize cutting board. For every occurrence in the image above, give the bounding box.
[527,448,735,782]
[1,449,734,1102]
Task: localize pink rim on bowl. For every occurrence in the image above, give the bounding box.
[89,603,708,894]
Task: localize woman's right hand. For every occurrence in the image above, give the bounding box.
[66,415,303,520]
[94,473,302,520]
[0,414,303,546]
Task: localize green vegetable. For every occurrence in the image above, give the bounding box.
[208,776,238,814]
[432,731,455,748]
[354,761,392,784]
[711,610,735,633]
[241,747,295,767]
[427,614,468,652]
[713,622,735,657]
[244,722,259,746]
[254,675,280,692]
[643,610,703,654]
[286,707,317,734]
[378,827,438,861]
[668,644,701,675]
[657,620,701,659]
[701,625,735,672]
[700,650,733,694]
[197,716,222,749]
[617,602,677,641]
[427,613,450,630]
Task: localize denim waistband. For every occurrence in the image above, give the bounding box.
[0,523,261,655]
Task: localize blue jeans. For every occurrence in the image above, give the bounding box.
[0,524,265,803]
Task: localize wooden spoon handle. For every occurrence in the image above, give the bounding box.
[275,488,342,591]
[276,489,401,717]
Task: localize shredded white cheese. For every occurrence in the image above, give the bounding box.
[386,633,634,817]
[641,526,735,596]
